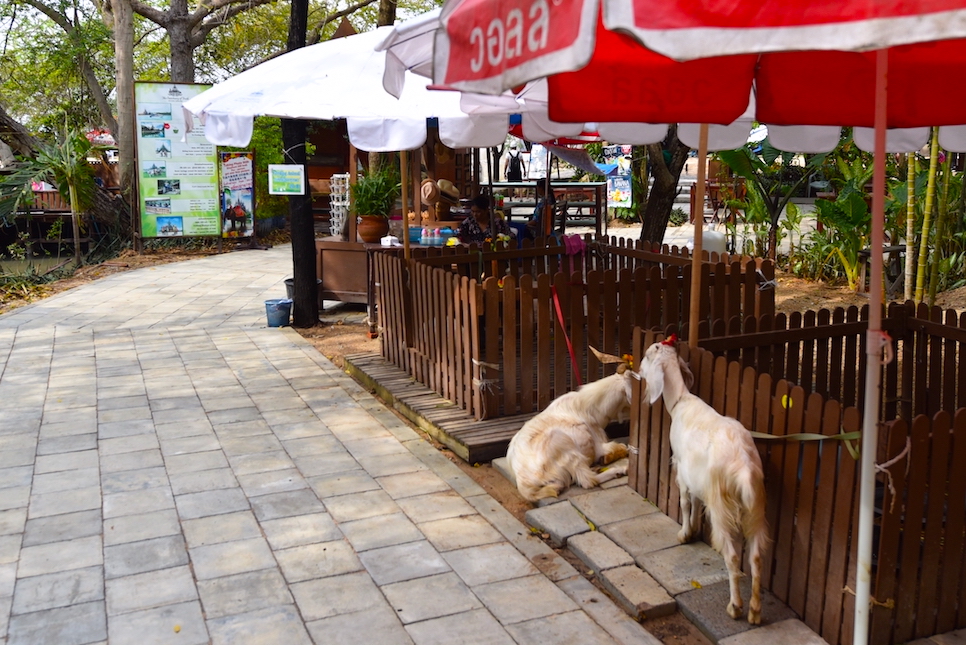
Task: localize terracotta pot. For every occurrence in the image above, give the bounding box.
[357,215,390,243]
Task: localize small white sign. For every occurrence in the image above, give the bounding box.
[268,164,305,195]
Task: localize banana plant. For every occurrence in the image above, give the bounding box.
[814,186,871,292]
[0,130,97,267]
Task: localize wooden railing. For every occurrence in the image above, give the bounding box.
[372,236,775,419]
[630,300,966,645]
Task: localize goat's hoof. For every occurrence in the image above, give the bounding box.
[677,529,691,544]
[747,608,761,625]
[727,602,743,620]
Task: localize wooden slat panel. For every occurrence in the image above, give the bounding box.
[870,418,907,644]
[822,406,859,645]
[761,379,790,587]
[939,410,966,631]
[552,272,568,399]
[942,309,957,412]
[570,270,586,388]
[803,398,842,631]
[787,391,824,617]
[502,274,518,415]
[536,274,552,410]
[892,414,932,643]
[915,410,952,638]
[518,275,535,413]
[773,384,806,602]
[482,277,501,419]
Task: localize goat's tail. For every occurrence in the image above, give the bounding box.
[739,467,770,555]
[705,465,769,556]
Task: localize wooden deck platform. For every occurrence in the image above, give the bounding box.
[344,353,536,464]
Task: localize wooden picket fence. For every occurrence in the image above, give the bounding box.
[372,235,775,419]
[629,300,966,645]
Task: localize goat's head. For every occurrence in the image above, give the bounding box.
[590,347,640,408]
[638,339,694,404]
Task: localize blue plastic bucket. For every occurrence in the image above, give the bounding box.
[265,298,293,327]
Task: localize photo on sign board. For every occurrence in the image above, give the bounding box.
[156,216,183,236]
[142,161,166,178]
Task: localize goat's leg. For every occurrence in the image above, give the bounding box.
[573,459,626,489]
[598,441,628,466]
[677,484,694,543]
[721,534,744,620]
[747,531,764,624]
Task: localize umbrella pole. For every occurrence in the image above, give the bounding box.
[853,48,888,645]
[401,149,410,260]
[687,124,709,350]
[488,146,496,236]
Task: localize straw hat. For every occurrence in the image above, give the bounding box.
[420,179,440,205]
[437,179,459,203]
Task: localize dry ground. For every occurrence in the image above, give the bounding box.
[7,244,966,644]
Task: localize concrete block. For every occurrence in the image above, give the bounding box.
[676,577,798,643]
[602,512,683,559]
[525,502,591,547]
[491,457,515,486]
[556,575,664,645]
[636,542,730,595]
[933,629,966,645]
[598,565,677,620]
[719,618,831,645]
[567,531,635,572]
[569,486,659,526]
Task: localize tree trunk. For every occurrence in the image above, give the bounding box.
[639,128,689,245]
[112,0,136,202]
[167,0,195,83]
[377,0,397,26]
[0,104,40,156]
[285,0,318,328]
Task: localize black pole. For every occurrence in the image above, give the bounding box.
[283,0,318,327]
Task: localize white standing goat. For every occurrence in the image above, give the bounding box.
[638,336,769,625]
[506,353,637,502]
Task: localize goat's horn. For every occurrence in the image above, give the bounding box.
[661,333,678,347]
[590,346,625,364]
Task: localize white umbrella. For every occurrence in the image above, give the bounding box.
[181,27,508,151]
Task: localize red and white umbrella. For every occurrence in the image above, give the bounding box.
[427,3,966,644]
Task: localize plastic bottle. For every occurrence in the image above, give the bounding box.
[420,227,430,245]
[433,228,442,246]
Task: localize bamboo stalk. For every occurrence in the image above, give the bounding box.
[904,152,915,301]
[913,128,939,303]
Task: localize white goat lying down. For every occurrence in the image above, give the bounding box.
[506,358,637,502]
[639,337,769,625]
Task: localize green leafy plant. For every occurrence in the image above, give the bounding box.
[0,128,97,267]
[351,169,400,218]
[717,139,821,259]
[814,187,870,292]
[668,207,688,226]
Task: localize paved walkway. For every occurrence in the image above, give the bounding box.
[0,245,660,645]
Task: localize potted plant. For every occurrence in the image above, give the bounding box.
[351,169,400,243]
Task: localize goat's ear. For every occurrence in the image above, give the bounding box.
[640,359,664,404]
[678,356,695,391]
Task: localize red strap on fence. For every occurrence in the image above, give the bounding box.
[551,285,583,387]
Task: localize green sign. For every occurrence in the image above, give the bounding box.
[268,165,305,195]
[135,82,219,238]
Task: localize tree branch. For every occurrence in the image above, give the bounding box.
[308,0,376,45]
[129,0,169,26]
[190,0,278,46]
